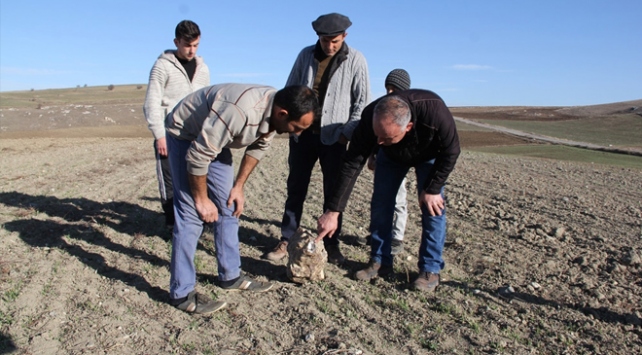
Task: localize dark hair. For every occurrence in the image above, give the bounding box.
[175,20,201,42]
[273,86,320,122]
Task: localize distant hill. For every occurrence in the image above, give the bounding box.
[556,99,642,117]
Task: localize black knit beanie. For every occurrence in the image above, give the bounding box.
[384,69,411,92]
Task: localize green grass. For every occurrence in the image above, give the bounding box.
[455,121,494,132]
[477,115,642,148]
[0,84,146,108]
[315,299,331,314]
[2,283,22,303]
[470,145,642,169]
[194,254,206,273]
[0,311,13,326]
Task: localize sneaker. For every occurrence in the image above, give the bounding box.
[354,259,393,281]
[326,244,346,265]
[171,291,227,314]
[263,240,289,261]
[221,273,273,293]
[412,272,440,292]
[391,239,404,255]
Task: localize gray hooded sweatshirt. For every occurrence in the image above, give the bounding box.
[143,50,210,140]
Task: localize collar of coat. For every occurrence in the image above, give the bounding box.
[313,40,348,64]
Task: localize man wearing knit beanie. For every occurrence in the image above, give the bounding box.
[384,69,411,93]
[364,69,411,255]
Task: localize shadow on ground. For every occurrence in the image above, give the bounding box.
[0,191,168,302]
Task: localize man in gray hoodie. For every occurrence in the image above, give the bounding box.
[143,20,210,229]
[264,13,371,265]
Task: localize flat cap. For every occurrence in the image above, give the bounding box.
[312,13,352,36]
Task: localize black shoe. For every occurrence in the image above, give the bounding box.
[171,291,226,314]
[326,244,346,265]
[220,273,273,293]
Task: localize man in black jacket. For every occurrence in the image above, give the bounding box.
[316,90,460,291]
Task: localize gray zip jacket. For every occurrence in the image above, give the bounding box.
[165,84,277,176]
[286,44,371,144]
[143,50,210,140]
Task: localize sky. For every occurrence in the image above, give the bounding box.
[1,0,640,106]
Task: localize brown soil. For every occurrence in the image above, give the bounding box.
[0,100,640,354]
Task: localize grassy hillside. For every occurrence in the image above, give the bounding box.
[0,84,147,108]
[476,115,642,149]
[474,144,642,169]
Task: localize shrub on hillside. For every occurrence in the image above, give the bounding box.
[107,84,115,91]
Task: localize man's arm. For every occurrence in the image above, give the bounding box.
[341,51,371,140]
[227,154,260,218]
[143,60,169,144]
[318,109,377,240]
[285,47,308,87]
[420,101,461,195]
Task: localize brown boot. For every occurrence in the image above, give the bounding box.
[412,272,440,292]
[263,241,288,262]
[354,260,393,281]
[326,244,345,265]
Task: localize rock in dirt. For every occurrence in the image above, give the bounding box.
[499,285,516,295]
[286,228,327,283]
[554,227,566,238]
[622,250,641,266]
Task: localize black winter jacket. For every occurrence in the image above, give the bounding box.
[327,89,461,212]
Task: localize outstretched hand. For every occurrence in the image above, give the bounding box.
[316,210,340,242]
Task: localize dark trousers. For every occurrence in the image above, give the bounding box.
[281,130,346,247]
[154,140,174,226]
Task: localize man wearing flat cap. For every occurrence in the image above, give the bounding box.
[264,13,371,265]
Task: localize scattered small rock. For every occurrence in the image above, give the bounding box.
[554,227,566,238]
[622,250,641,266]
[499,285,515,295]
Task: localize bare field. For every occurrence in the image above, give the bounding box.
[1,88,641,354]
[450,100,642,151]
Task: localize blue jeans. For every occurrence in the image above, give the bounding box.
[370,150,446,273]
[281,130,346,246]
[167,135,241,299]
